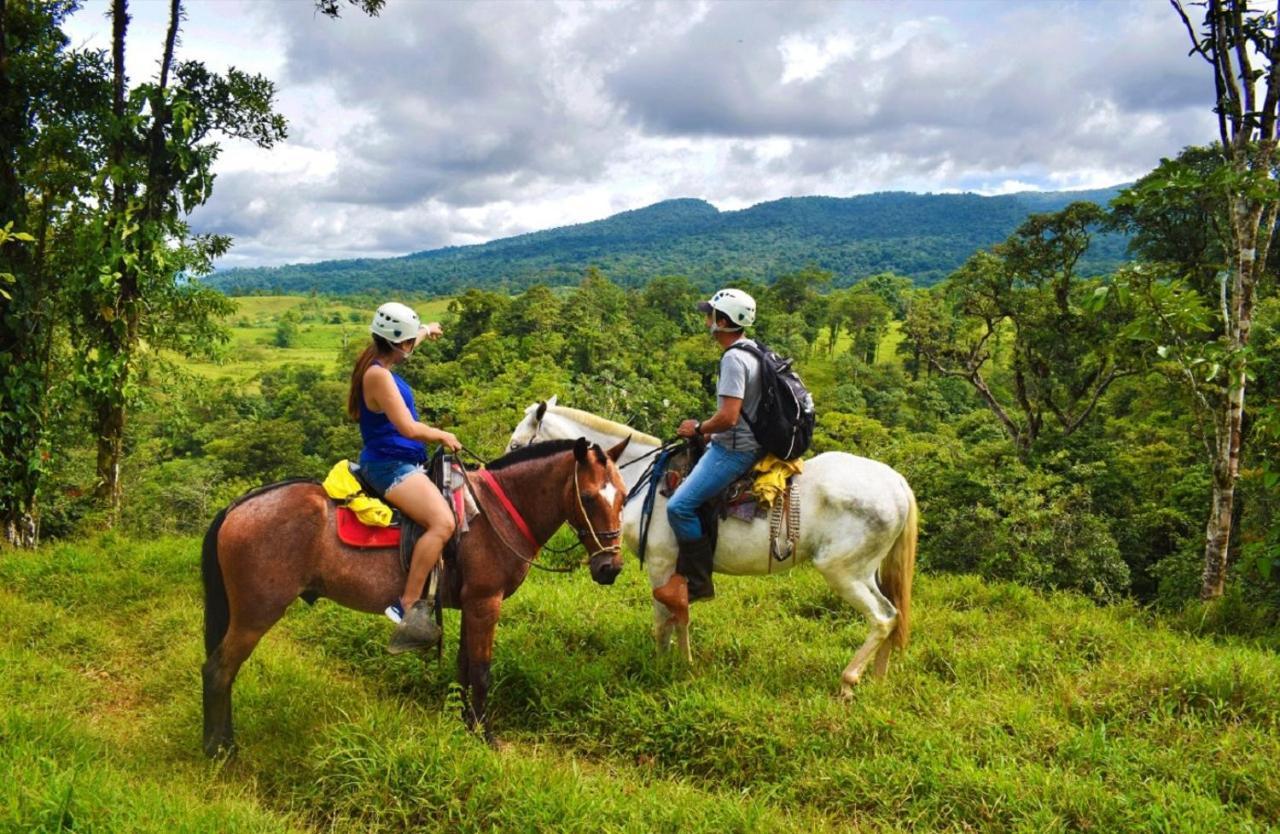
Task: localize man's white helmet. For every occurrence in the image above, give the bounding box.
[697,288,756,329]
[370,301,420,343]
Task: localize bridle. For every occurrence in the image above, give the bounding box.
[457,444,622,570]
[569,464,623,562]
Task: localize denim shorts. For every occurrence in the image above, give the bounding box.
[359,459,426,495]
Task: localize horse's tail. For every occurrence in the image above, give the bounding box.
[202,507,231,658]
[879,485,917,650]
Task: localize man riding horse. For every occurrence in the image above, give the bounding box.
[654,288,763,611]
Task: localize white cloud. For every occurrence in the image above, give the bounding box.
[62,0,1218,268]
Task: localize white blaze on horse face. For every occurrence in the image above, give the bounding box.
[600,482,618,506]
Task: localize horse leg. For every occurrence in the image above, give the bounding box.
[651,599,675,652]
[817,567,898,698]
[202,616,277,757]
[456,614,471,722]
[460,595,502,741]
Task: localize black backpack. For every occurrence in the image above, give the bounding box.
[727,340,815,460]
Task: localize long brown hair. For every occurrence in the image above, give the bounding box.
[347,336,393,421]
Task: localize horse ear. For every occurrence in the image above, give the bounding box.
[547,394,558,408]
[606,436,631,462]
[573,436,590,463]
[535,400,548,421]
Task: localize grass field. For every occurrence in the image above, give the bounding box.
[177,296,455,381]
[3,533,1278,832]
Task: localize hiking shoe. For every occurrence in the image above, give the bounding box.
[387,600,441,655]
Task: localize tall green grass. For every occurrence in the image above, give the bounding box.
[2,534,1278,831]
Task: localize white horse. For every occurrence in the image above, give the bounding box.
[508,398,918,695]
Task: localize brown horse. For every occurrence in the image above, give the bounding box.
[201,437,629,756]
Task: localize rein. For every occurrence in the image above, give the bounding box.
[477,470,539,550]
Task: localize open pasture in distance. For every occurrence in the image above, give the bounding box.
[2,532,1278,832]
[175,295,454,381]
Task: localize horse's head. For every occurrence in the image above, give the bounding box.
[569,435,630,585]
[508,396,557,452]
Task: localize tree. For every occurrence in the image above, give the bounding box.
[1170,0,1280,598]
[273,311,301,348]
[75,0,285,513]
[840,287,892,364]
[903,203,1135,457]
[858,271,914,319]
[447,288,512,353]
[0,0,110,545]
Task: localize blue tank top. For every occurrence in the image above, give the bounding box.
[358,361,428,464]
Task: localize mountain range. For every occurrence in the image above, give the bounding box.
[209,187,1130,295]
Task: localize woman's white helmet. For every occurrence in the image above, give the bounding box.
[370,302,420,343]
[697,288,756,329]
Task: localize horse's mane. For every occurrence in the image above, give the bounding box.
[486,439,580,471]
[549,405,662,447]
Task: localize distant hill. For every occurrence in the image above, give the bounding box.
[210,187,1130,295]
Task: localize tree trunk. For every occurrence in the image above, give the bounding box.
[1201,195,1259,599]
[94,399,125,514]
[0,0,41,548]
[1201,431,1240,599]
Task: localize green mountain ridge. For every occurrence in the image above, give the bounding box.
[210,188,1130,295]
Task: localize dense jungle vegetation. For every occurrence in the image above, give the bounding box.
[210,190,1131,295]
[30,244,1280,613]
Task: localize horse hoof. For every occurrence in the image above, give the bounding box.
[203,739,237,759]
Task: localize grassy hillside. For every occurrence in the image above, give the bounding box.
[178,296,453,382]
[2,533,1277,832]
[209,190,1130,296]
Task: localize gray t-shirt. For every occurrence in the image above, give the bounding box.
[712,338,762,453]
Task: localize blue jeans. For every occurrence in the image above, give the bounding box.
[666,443,758,542]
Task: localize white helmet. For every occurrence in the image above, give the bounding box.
[697,288,756,329]
[370,302,420,343]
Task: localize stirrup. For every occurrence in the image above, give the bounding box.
[387,600,441,654]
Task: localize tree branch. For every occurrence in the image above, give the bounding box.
[1212,0,1246,146]
[1232,1,1256,127]
[158,0,180,91]
[1171,0,1215,63]
[1060,369,1137,436]
[930,356,1024,448]
[1258,0,1280,140]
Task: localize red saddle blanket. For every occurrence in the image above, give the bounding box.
[336,506,401,548]
[335,487,468,548]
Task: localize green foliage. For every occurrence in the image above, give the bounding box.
[272,309,300,347]
[903,203,1139,456]
[0,2,113,542]
[923,446,1130,599]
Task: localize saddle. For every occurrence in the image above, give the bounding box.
[334,458,477,569]
[661,444,803,564]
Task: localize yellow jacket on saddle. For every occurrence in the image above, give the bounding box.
[322,460,395,526]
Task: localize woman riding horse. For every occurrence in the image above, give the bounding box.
[349,301,461,653]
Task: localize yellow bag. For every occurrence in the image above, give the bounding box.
[751,453,804,509]
[323,460,395,527]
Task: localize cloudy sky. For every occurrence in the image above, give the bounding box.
[64,0,1216,269]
